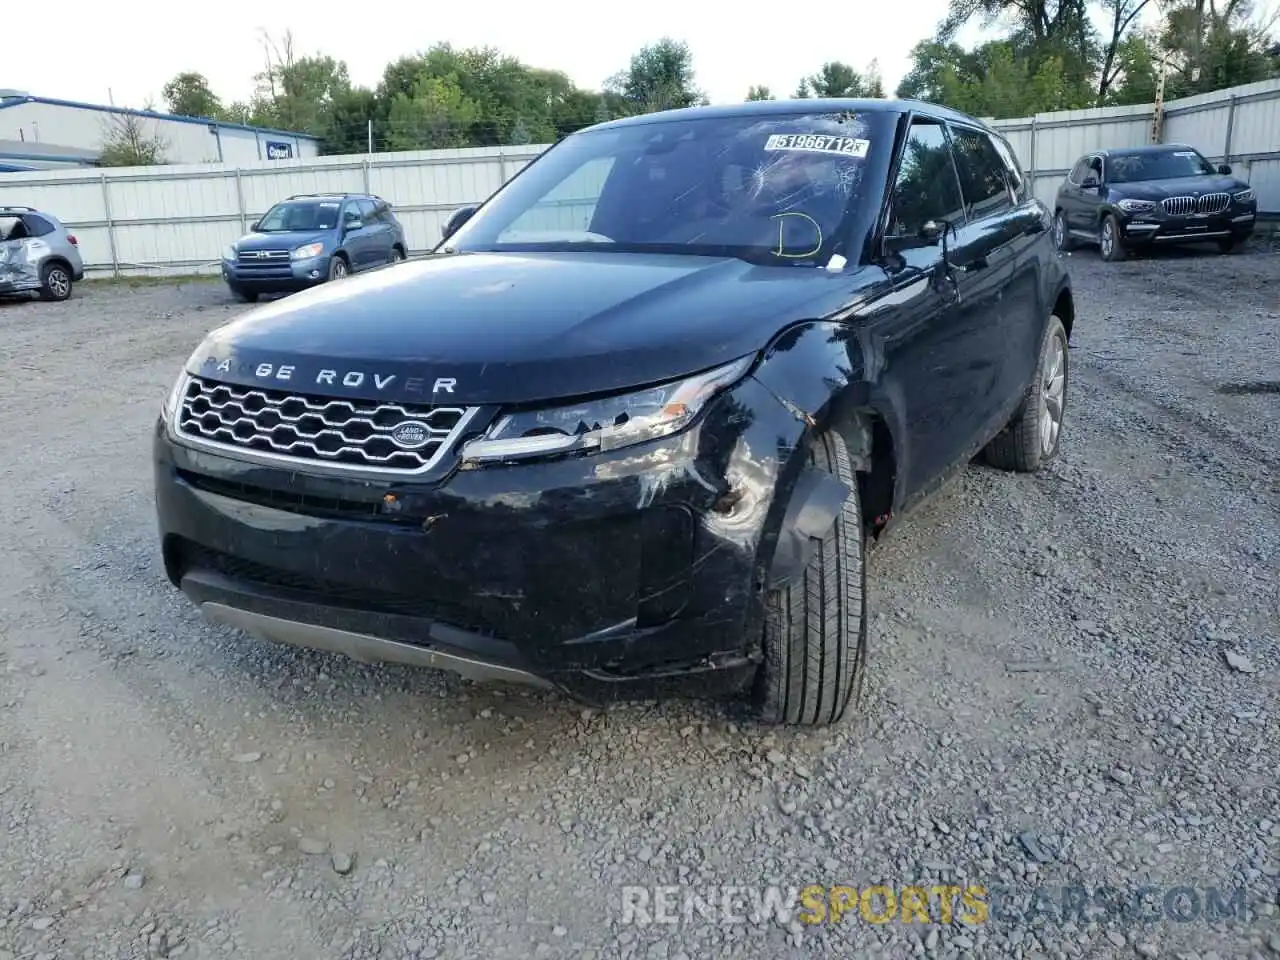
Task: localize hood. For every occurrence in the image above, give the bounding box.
[1111,175,1248,200]
[235,230,330,251]
[191,250,864,405]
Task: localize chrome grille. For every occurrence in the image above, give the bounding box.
[1196,192,1230,214]
[238,249,290,263]
[1161,193,1230,217]
[175,375,476,475]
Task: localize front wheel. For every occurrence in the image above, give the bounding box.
[328,256,349,281]
[754,429,868,727]
[1099,214,1126,261]
[982,314,1069,473]
[229,286,259,303]
[1217,236,1243,254]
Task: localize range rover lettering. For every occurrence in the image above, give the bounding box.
[155,98,1074,727]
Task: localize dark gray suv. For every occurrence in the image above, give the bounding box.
[220,193,409,302]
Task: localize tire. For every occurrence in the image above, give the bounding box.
[1217,236,1242,254]
[982,314,1069,473]
[328,255,349,281]
[1099,214,1126,261]
[389,245,406,264]
[755,429,868,727]
[39,261,72,301]
[1052,210,1075,252]
[230,286,259,303]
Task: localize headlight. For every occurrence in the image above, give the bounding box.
[1117,199,1156,214]
[460,355,755,464]
[161,369,190,424]
[292,242,325,260]
[1232,188,1255,204]
[223,244,236,261]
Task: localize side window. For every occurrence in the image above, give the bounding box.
[886,119,966,238]
[949,126,1014,219]
[22,214,56,237]
[1068,160,1088,185]
[342,202,362,226]
[356,198,378,222]
[496,156,617,239]
[989,135,1026,199]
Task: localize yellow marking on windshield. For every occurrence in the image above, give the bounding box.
[770,212,823,259]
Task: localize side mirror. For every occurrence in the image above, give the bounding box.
[1217,163,1232,175]
[885,219,944,254]
[1081,174,1100,189]
[344,218,364,232]
[442,205,478,242]
[249,220,261,232]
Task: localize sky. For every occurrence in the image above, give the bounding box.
[4,0,977,112]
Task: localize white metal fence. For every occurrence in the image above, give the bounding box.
[2,78,1277,278]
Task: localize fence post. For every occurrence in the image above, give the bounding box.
[497,149,509,183]
[1028,116,1039,200]
[100,171,120,280]
[234,168,247,234]
[362,156,371,194]
[1223,95,1238,164]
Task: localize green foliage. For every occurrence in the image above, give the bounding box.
[161,72,224,120]
[900,0,1279,117]
[604,38,705,113]
[745,85,775,101]
[99,111,168,166]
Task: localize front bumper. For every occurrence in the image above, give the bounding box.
[222,255,330,292]
[154,377,803,698]
[1119,208,1256,244]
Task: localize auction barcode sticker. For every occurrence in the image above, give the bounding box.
[764,134,870,157]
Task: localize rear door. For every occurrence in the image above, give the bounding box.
[356,198,390,265]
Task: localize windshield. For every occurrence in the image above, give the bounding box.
[256,199,341,232]
[444,110,894,266]
[1108,149,1216,183]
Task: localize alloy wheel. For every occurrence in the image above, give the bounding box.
[1040,335,1066,455]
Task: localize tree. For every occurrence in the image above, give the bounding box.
[803,61,867,97]
[99,109,168,166]
[865,60,887,97]
[605,38,704,114]
[162,72,224,119]
[746,84,775,100]
[384,74,481,150]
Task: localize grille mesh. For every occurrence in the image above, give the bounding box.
[176,375,473,473]
[1161,193,1230,217]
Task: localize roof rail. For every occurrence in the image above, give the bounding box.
[0,204,36,212]
[284,192,382,201]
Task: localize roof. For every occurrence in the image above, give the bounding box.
[0,94,321,141]
[1096,143,1198,156]
[587,97,995,134]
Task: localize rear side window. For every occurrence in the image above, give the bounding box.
[988,135,1026,199]
[949,126,1014,218]
[1068,159,1089,185]
[22,214,56,236]
[356,198,377,221]
[886,119,966,237]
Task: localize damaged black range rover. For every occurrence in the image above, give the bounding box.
[154,98,1074,727]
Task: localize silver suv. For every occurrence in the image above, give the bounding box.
[0,205,85,301]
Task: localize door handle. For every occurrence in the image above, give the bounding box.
[961,256,990,273]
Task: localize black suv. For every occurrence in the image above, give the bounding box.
[1053,144,1257,260]
[154,98,1073,727]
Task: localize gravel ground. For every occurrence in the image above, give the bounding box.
[0,240,1277,960]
